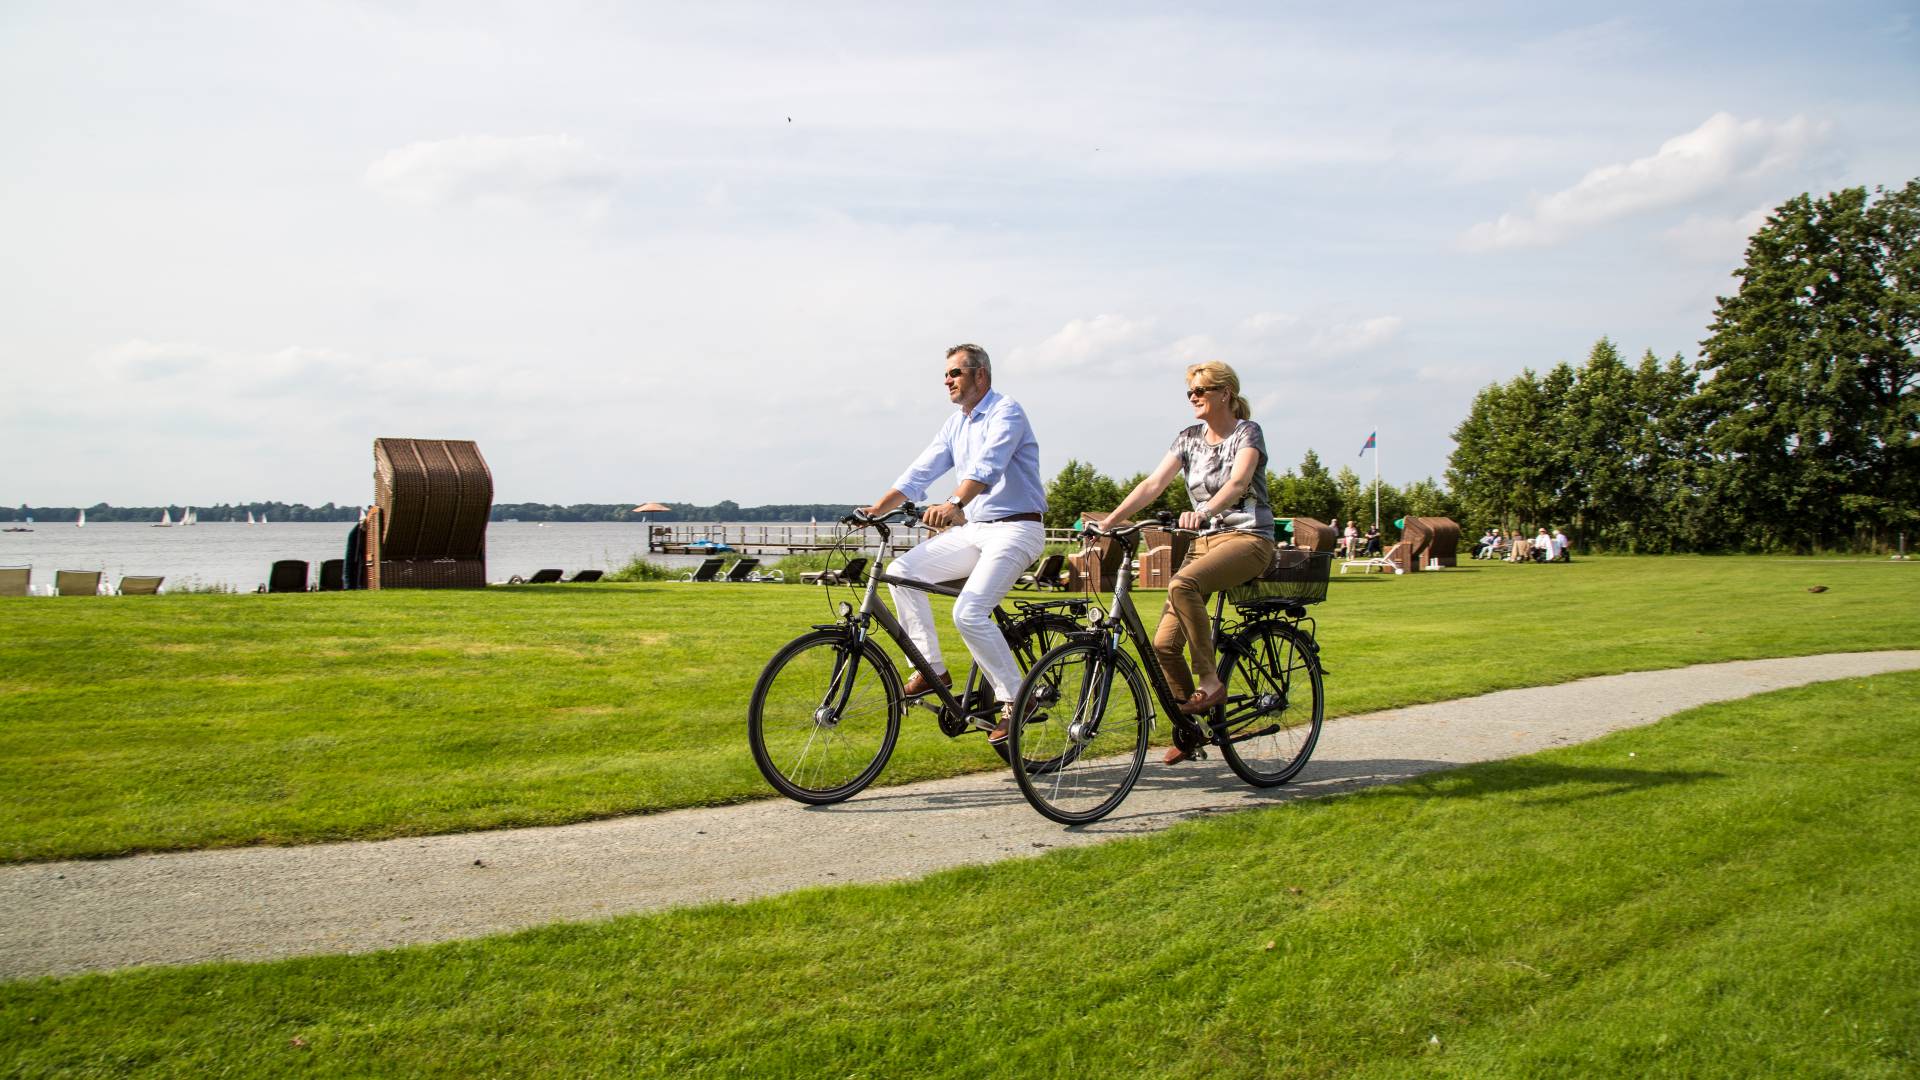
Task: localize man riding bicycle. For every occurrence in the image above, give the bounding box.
[858,343,1047,743]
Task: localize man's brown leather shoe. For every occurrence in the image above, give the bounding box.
[903,670,952,697]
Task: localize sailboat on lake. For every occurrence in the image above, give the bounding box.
[153,508,173,527]
[76,509,85,528]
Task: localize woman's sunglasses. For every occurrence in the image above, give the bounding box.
[1186,385,1220,400]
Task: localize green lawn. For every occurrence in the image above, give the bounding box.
[0,556,1914,861]
[3,672,1915,1077]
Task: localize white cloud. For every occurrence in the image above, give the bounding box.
[363,134,616,213]
[1463,113,1828,250]
[1662,203,1774,260]
[1310,316,1405,356]
[1008,314,1161,373]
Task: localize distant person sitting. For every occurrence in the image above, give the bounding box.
[1475,528,1496,558]
[1363,524,1381,556]
[1551,527,1570,562]
[1532,527,1552,562]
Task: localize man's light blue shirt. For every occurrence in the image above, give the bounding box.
[893,388,1047,520]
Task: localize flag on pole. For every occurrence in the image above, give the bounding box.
[1359,432,1376,457]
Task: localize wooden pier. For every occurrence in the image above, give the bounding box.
[646,522,1081,555]
[646,523,918,556]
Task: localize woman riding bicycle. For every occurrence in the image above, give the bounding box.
[1085,361,1275,764]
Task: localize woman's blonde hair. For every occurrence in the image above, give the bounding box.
[1186,360,1251,421]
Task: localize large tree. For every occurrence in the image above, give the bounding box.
[1696,180,1920,551]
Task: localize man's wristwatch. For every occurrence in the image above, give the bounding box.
[946,495,966,508]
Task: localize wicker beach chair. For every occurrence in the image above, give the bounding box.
[317,559,345,591]
[118,576,164,595]
[0,566,28,597]
[55,570,103,596]
[365,438,493,589]
[267,560,310,593]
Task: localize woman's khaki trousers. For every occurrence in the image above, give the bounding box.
[1151,531,1275,701]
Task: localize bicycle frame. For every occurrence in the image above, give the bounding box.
[832,511,1052,730]
[1076,523,1315,743]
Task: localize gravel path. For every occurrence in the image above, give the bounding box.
[6,650,1916,981]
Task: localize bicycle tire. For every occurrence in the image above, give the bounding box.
[990,613,1083,771]
[1008,639,1152,825]
[1211,620,1323,787]
[748,629,902,804]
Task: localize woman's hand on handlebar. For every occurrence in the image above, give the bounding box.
[1177,510,1212,531]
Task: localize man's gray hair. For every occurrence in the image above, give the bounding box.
[946,343,990,375]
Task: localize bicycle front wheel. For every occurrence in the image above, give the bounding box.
[1213,621,1323,787]
[1008,641,1152,825]
[748,630,902,804]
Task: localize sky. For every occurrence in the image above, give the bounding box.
[4,2,1917,508]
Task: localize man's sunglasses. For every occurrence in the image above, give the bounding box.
[944,367,974,380]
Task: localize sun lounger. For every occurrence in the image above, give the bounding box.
[681,558,725,582]
[722,558,761,583]
[563,570,604,583]
[0,566,28,597]
[802,556,869,586]
[1016,552,1067,591]
[266,560,310,593]
[1342,542,1404,575]
[518,568,564,584]
[56,570,104,596]
[118,576,164,595]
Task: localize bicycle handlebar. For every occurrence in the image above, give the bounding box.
[840,503,925,529]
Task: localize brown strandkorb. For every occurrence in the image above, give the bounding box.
[366,438,493,590]
[1388,516,1461,572]
[1283,516,1338,554]
[1226,547,1333,606]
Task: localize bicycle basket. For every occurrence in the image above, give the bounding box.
[1226,547,1332,606]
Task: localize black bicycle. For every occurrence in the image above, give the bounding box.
[1007,517,1329,824]
[748,505,1086,805]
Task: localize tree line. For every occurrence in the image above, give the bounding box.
[1450,180,1915,553]
[1048,179,1917,554]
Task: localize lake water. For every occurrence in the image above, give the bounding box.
[0,521,743,592]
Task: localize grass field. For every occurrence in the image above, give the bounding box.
[2,671,1915,1077]
[0,555,1915,862]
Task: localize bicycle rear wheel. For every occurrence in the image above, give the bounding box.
[1212,621,1323,787]
[748,630,902,804]
[1008,640,1152,825]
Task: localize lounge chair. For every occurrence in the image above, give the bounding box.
[0,566,28,597]
[802,556,870,586]
[55,569,103,596]
[681,558,725,582]
[563,570,604,583]
[317,559,346,591]
[516,568,564,584]
[1016,553,1067,591]
[118,576,164,595]
[747,567,784,583]
[267,560,310,593]
[722,558,761,582]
